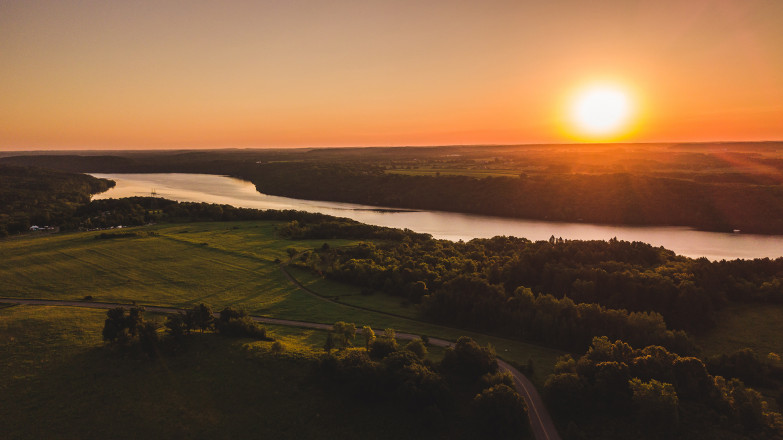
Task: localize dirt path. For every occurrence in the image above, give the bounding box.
[0,297,561,440]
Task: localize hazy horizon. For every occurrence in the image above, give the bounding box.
[3,1,783,150]
[3,140,783,154]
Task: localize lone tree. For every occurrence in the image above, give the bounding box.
[362,325,376,349]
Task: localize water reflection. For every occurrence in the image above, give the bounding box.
[90,173,783,261]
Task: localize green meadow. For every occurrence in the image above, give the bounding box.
[0,221,563,377]
[694,303,783,358]
[0,305,446,440]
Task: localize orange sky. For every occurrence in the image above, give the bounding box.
[2,0,782,150]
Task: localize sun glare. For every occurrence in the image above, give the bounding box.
[569,85,633,139]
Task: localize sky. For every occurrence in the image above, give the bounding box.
[2,0,782,150]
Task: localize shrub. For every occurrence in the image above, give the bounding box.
[369,337,398,360]
[215,315,270,340]
[405,339,428,360]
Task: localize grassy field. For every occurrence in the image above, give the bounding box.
[696,303,783,358]
[0,221,564,378]
[0,305,449,440]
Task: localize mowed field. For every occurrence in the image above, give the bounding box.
[0,305,444,440]
[0,221,563,376]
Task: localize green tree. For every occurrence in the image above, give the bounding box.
[405,338,428,360]
[324,333,335,353]
[369,337,398,359]
[629,378,679,431]
[186,303,214,332]
[126,306,145,337]
[164,313,186,338]
[138,322,160,358]
[472,384,529,439]
[102,307,129,344]
[332,321,357,348]
[441,337,498,383]
[362,325,376,349]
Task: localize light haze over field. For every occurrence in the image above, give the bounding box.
[2,0,783,149]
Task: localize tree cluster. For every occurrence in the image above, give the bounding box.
[319,332,529,439]
[102,304,271,357]
[705,348,783,390]
[288,224,783,352]
[101,306,161,357]
[244,161,783,234]
[544,337,783,439]
[8,145,783,234]
[0,164,114,236]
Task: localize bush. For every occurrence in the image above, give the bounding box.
[404,339,428,360]
[164,313,186,338]
[215,315,270,340]
[369,338,398,360]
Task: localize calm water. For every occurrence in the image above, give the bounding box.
[90,173,783,261]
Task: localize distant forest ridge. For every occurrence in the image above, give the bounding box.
[2,142,783,233]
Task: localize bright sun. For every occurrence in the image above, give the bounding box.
[570,85,633,138]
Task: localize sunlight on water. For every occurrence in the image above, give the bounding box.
[91,173,783,261]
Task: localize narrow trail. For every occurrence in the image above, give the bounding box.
[0,297,562,440]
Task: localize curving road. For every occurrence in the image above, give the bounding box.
[0,297,561,440]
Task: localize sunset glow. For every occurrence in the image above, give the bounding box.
[1,1,783,150]
[570,85,633,139]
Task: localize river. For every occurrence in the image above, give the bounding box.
[90,173,783,261]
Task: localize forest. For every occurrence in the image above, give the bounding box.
[4,142,783,233]
[544,337,783,439]
[286,220,782,335]
[4,157,783,438]
[0,164,114,236]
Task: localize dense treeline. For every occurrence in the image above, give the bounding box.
[75,197,430,242]
[544,337,783,439]
[320,330,530,439]
[705,349,783,391]
[246,161,783,234]
[0,176,429,241]
[5,145,783,234]
[290,226,782,349]
[293,235,695,354]
[0,164,114,236]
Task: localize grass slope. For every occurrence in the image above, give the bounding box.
[0,221,563,378]
[0,305,444,440]
[696,303,783,357]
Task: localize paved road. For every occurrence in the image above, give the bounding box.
[0,297,562,440]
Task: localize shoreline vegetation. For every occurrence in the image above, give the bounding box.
[3,156,783,438]
[3,142,783,234]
